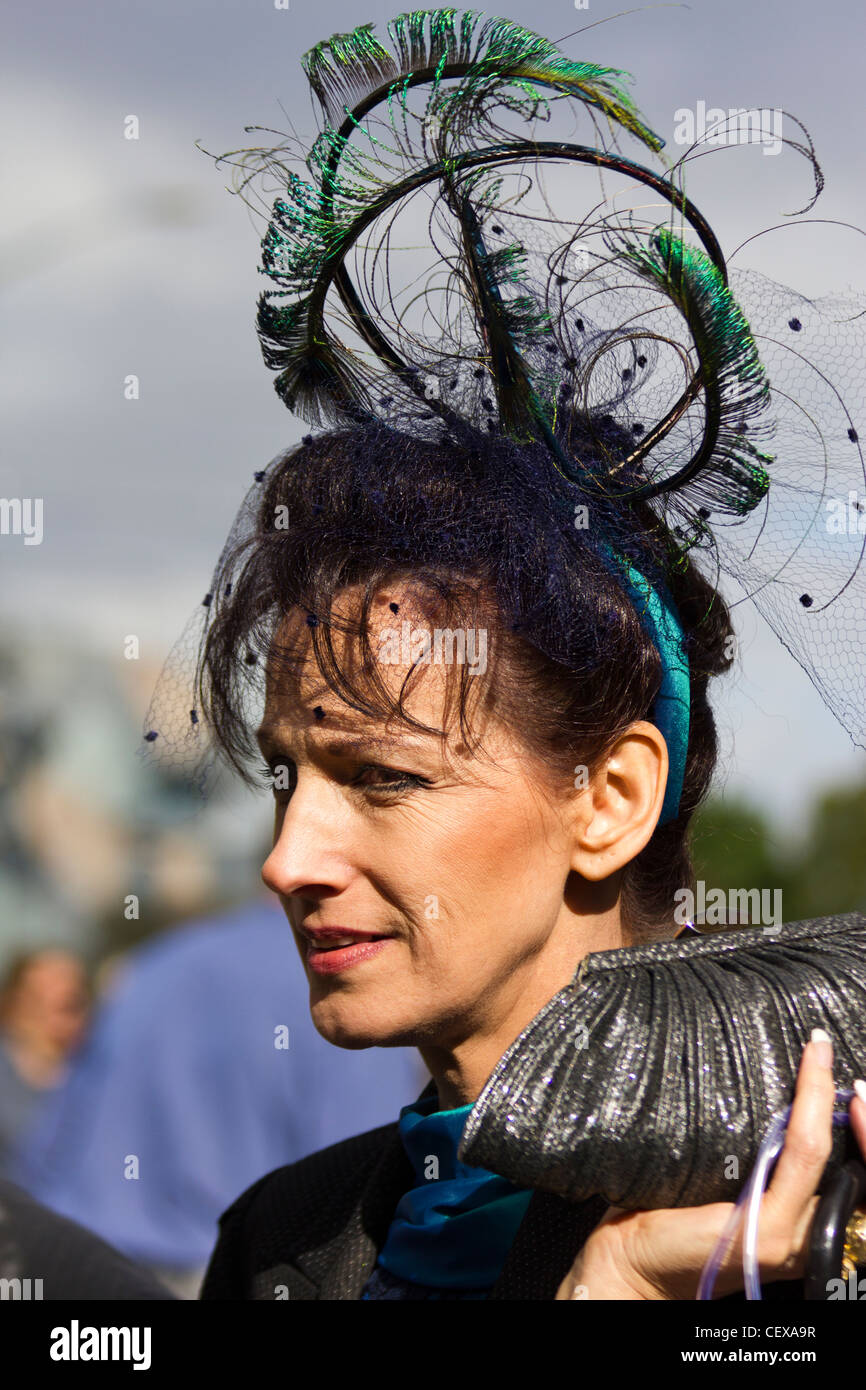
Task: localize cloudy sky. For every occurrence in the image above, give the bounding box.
[4,0,866,835]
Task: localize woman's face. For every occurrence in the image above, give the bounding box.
[259,581,622,1064]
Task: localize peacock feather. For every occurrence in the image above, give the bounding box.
[619,226,773,517]
[255,8,669,432]
[248,6,776,523]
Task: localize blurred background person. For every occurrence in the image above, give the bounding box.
[9,894,427,1298]
[0,949,90,1179]
[0,1178,178,1300]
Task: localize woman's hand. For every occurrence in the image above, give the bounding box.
[556,1029,866,1300]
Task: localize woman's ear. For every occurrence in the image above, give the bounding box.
[569,721,668,882]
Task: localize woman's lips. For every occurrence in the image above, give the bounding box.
[306,937,392,975]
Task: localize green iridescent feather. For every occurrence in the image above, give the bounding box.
[254,7,667,427]
[301,9,664,151]
[621,226,773,518]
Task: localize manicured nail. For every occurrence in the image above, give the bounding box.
[810,1027,833,1068]
[854,1079,866,1105]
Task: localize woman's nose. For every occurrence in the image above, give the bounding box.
[260,779,354,900]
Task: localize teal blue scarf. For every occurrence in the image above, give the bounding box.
[374,1091,533,1292]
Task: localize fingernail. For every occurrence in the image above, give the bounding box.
[854,1079,866,1104]
[810,1027,833,1068]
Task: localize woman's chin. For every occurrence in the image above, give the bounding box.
[309,999,415,1051]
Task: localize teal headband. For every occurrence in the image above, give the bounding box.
[610,556,691,826]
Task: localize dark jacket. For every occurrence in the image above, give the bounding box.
[200,1077,805,1301]
[200,1077,607,1300]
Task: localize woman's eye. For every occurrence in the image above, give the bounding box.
[351,764,429,794]
[257,759,427,797]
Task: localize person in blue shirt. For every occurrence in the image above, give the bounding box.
[10,895,425,1296]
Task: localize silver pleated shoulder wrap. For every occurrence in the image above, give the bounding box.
[457,914,866,1209]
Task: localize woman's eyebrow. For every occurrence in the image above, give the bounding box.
[254,726,433,757]
[321,737,430,756]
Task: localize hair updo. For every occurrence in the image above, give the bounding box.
[198,413,734,942]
